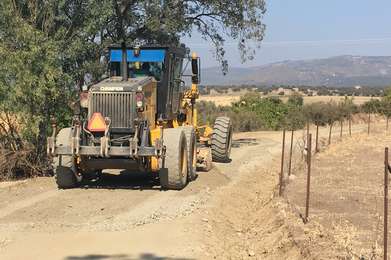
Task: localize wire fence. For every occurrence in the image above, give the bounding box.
[278,115,391,259]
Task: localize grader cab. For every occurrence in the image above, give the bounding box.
[47,44,233,190]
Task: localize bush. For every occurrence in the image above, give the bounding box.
[232,95,289,130]
[197,94,366,133]
[227,110,264,132]
[303,102,329,126]
[287,93,304,107]
[283,107,306,131]
[361,99,382,113]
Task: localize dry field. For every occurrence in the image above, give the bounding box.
[285,123,390,259]
[199,94,377,106]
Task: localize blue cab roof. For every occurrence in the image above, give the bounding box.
[110,49,166,63]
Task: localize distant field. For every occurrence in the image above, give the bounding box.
[199,94,378,106]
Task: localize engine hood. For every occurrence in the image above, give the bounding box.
[89,76,154,92]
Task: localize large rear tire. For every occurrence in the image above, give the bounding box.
[159,128,188,190]
[181,126,197,181]
[53,128,78,189]
[211,117,233,163]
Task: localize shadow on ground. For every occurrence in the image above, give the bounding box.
[65,253,195,260]
[232,138,259,148]
[79,170,161,191]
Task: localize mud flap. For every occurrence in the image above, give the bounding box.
[197,147,213,172]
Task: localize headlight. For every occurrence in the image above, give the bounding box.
[136,92,144,111]
[80,91,89,108]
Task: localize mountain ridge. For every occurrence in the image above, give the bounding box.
[201,55,391,87]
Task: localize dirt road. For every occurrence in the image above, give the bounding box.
[0,131,285,260]
[0,122,380,260]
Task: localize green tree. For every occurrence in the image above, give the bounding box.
[303,102,329,126]
[324,102,342,144]
[283,107,305,131]
[233,95,288,130]
[0,0,268,176]
[380,88,391,130]
[361,99,382,114]
[287,93,304,108]
[0,6,74,156]
[10,0,266,74]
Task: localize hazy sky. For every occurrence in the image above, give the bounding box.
[183,0,391,68]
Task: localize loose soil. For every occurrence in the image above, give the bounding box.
[0,121,388,259]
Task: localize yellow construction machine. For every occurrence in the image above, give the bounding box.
[47,44,233,190]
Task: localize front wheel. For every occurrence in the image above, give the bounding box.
[181,126,197,181]
[52,128,80,189]
[211,117,233,163]
[55,163,78,189]
[159,128,188,190]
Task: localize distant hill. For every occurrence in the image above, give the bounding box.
[201,56,391,87]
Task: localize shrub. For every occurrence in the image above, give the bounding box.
[303,102,329,126]
[227,110,264,132]
[233,95,289,130]
[283,107,306,131]
[287,93,304,107]
[361,99,382,113]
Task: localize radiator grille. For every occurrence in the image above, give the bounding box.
[89,92,135,129]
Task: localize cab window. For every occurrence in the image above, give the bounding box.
[109,49,166,82]
[128,62,163,81]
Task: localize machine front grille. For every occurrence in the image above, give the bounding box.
[89,92,136,129]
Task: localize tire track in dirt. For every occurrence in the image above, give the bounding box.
[0,190,59,219]
[0,132,275,260]
[0,124,381,259]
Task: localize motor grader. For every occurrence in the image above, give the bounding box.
[47,44,233,190]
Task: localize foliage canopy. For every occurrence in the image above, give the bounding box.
[0,0,267,152]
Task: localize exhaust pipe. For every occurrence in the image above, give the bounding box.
[121,43,128,81]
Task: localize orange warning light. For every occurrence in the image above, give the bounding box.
[87,112,106,132]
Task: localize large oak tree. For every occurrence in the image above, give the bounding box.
[0,0,266,160]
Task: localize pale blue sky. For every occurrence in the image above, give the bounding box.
[183,0,391,68]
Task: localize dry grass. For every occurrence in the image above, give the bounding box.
[199,94,377,107]
[285,126,389,259]
[199,95,241,106]
[287,95,378,105]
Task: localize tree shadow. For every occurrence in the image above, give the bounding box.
[231,138,259,148]
[78,170,162,191]
[65,253,195,260]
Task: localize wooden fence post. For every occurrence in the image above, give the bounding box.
[328,123,333,145]
[385,147,389,260]
[340,120,343,139]
[279,129,286,196]
[288,130,294,176]
[315,124,319,153]
[304,134,312,223]
[349,117,352,137]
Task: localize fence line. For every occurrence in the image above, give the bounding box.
[384,148,389,260]
[279,129,286,196]
[304,133,312,224]
[278,117,391,257]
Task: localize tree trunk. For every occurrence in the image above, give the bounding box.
[328,123,333,145]
[279,129,286,196]
[36,93,51,162]
[368,113,371,135]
